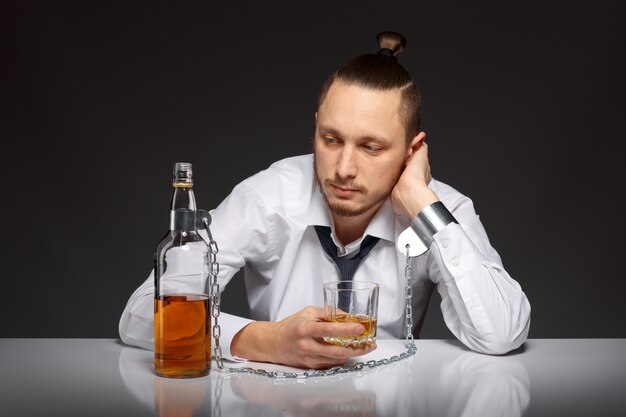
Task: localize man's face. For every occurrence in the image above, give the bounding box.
[314,80,409,219]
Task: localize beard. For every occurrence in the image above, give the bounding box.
[313,152,403,218]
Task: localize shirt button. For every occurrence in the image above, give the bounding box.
[451,258,459,267]
[442,240,450,248]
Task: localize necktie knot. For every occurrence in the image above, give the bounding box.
[314,225,380,280]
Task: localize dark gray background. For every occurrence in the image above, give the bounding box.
[1,1,624,339]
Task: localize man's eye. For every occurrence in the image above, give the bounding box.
[324,137,339,144]
[363,144,382,153]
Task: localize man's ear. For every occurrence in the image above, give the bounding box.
[406,131,427,160]
[314,112,318,123]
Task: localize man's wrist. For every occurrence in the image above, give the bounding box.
[410,201,458,248]
[400,186,438,218]
[231,321,259,360]
[231,321,277,362]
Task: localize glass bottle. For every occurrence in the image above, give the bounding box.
[154,162,211,378]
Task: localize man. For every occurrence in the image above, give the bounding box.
[119,32,531,369]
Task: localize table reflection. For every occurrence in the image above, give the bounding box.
[346,342,530,417]
[434,351,530,417]
[226,367,381,417]
[118,341,529,417]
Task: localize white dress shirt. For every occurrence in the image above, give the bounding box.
[119,154,531,359]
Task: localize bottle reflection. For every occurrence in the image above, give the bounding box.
[154,377,208,417]
[118,345,210,416]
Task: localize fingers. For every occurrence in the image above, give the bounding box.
[305,347,377,369]
[294,307,366,338]
[317,342,377,360]
[293,312,377,353]
[306,320,366,338]
[299,341,378,368]
[298,306,327,320]
[413,140,431,181]
[281,306,378,368]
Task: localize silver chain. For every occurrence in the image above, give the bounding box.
[404,244,415,344]
[203,218,224,370]
[203,219,416,379]
[213,368,223,417]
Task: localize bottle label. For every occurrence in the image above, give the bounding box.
[169,209,197,231]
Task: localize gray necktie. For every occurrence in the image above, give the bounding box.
[314,225,380,310]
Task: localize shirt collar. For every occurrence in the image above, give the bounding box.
[308,179,333,227]
[308,180,396,244]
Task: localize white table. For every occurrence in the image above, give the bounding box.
[1,338,624,416]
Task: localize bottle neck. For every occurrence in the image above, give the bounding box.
[170,182,197,210]
[169,183,198,231]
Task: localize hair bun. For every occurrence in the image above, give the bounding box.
[376,31,406,57]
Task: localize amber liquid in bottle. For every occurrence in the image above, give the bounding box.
[154,294,211,378]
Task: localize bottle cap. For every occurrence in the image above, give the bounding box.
[173,162,192,183]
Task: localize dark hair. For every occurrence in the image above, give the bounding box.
[317,31,421,143]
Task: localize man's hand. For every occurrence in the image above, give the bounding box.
[231,306,376,369]
[391,132,439,218]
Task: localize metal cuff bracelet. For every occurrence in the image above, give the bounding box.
[410,201,458,248]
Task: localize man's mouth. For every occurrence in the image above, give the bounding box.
[330,183,361,198]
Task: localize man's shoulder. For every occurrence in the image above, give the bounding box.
[265,154,314,175]
[236,154,315,204]
[429,178,472,209]
[244,153,313,185]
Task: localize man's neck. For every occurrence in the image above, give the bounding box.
[332,203,382,246]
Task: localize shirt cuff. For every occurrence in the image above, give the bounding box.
[410,201,458,248]
[432,222,488,278]
[217,313,254,362]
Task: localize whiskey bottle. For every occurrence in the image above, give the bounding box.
[154,162,211,378]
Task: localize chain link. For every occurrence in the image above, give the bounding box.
[405,244,415,344]
[203,218,416,379]
[204,218,224,370]
[212,368,223,417]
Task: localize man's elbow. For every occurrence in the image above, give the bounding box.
[472,315,531,355]
[119,330,154,351]
[118,311,154,351]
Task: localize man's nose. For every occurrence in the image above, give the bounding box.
[336,146,358,180]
